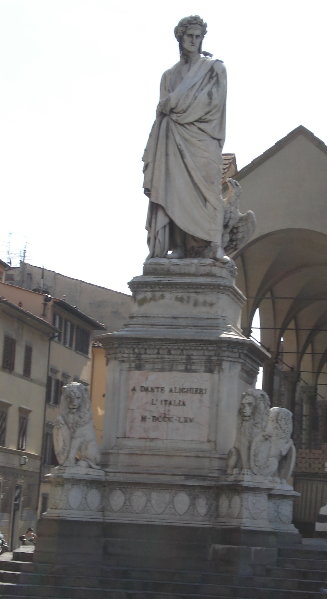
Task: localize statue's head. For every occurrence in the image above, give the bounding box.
[240,389,270,429]
[174,15,207,56]
[239,391,255,419]
[61,382,88,415]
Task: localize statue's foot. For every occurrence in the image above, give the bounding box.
[214,245,225,260]
[168,247,185,259]
[202,243,229,262]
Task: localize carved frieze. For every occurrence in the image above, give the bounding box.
[46,473,104,519]
[129,279,242,298]
[103,484,216,524]
[44,470,298,535]
[103,337,265,372]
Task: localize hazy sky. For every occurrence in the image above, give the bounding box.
[1,0,326,294]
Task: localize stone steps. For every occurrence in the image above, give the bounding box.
[268,567,327,582]
[277,557,327,571]
[12,547,35,562]
[1,568,327,593]
[0,586,245,599]
[2,543,327,598]
[1,579,327,598]
[279,547,327,560]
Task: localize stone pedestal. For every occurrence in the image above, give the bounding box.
[44,466,105,520]
[101,258,266,477]
[37,467,300,572]
[36,258,301,574]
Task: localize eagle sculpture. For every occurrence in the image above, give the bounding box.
[222,178,256,256]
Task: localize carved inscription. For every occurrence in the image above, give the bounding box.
[126,372,211,441]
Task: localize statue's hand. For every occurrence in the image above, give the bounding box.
[156,97,170,116]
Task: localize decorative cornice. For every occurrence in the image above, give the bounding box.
[101,335,267,368]
[129,279,245,304]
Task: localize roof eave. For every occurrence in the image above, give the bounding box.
[236,126,327,181]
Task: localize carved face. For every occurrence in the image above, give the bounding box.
[67,391,81,412]
[239,394,255,418]
[182,25,203,54]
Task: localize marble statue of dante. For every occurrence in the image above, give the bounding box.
[143,15,227,260]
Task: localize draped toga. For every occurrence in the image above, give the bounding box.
[143,56,227,258]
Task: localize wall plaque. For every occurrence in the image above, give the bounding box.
[126,371,211,441]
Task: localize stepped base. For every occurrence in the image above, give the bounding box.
[12,546,35,562]
[34,517,300,575]
[3,539,327,599]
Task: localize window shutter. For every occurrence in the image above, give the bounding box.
[23,345,32,377]
[46,376,52,403]
[2,336,16,371]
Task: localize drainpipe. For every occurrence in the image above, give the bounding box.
[36,331,58,520]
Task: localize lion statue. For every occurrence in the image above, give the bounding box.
[53,382,100,468]
[226,389,270,474]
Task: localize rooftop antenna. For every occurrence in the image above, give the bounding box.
[20,243,27,263]
[6,233,12,266]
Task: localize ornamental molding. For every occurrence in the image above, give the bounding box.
[44,473,298,533]
[129,280,244,302]
[103,343,264,372]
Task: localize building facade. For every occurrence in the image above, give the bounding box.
[235,126,327,533]
[0,296,55,547]
[5,263,132,332]
[0,282,104,546]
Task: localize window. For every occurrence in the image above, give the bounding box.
[13,484,22,513]
[17,409,30,450]
[0,403,9,446]
[52,312,63,342]
[46,376,62,405]
[2,335,16,371]
[23,344,32,377]
[53,311,91,355]
[63,319,74,348]
[75,326,90,355]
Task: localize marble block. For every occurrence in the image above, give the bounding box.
[99,259,267,477]
[126,258,245,336]
[44,467,105,520]
[126,371,210,442]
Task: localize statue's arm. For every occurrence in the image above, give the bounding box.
[213,59,227,87]
[213,60,227,146]
[156,70,171,117]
